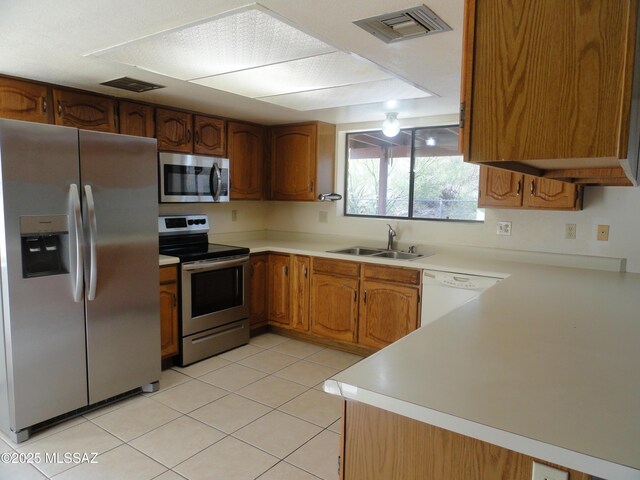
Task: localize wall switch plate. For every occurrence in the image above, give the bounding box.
[231,210,238,222]
[565,223,576,239]
[496,221,512,236]
[319,211,328,223]
[532,462,568,480]
[597,224,609,241]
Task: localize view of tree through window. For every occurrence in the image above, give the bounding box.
[345,126,484,221]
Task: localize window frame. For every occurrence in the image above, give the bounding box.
[343,124,483,223]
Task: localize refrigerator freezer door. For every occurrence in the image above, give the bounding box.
[0,120,88,431]
[78,130,160,403]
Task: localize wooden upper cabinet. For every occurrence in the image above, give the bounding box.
[523,175,580,210]
[119,101,154,138]
[478,166,523,208]
[53,89,117,132]
[250,254,268,329]
[228,121,265,200]
[194,115,225,156]
[270,122,335,201]
[479,166,581,210]
[461,0,639,185]
[290,255,310,332]
[155,108,192,153]
[0,77,51,123]
[267,254,290,326]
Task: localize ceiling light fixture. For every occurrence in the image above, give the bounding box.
[382,112,400,137]
[426,136,437,146]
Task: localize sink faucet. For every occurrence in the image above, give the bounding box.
[386,224,397,250]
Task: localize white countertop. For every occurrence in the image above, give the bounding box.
[159,254,179,266]
[221,234,638,479]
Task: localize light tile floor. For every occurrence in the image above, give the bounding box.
[0,334,362,480]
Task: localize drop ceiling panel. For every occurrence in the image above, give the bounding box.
[258,77,433,111]
[192,51,392,98]
[91,7,334,80]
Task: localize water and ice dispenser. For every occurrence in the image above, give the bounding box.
[20,215,69,278]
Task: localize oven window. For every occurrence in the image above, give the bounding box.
[164,164,212,196]
[191,266,243,317]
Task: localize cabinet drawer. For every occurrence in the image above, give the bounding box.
[160,265,178,283]
[363,264,420,285]
[313,257,360,277]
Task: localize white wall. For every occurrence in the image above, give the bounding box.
[264,115,640,273]
[160,114,640,273]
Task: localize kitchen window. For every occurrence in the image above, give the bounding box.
[345,126,484,221]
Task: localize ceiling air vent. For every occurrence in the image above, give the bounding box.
[100,77,165,93]
[354,4,451,44]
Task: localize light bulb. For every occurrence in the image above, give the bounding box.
[382,112,400,137]
[426,137,436,146]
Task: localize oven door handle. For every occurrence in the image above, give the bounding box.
[182,256,248,273]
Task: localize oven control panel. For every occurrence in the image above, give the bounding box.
[159,215,209,235]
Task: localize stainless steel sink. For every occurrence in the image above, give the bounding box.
[327,246,424,260]
[371,250,423,260]
[327,246,384,256]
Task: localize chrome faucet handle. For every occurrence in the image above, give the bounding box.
[408,245,416,253]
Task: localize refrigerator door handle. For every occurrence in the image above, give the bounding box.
[84,184,98,301]
[69,184,84,303]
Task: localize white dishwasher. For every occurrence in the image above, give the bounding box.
[421,269,504,325]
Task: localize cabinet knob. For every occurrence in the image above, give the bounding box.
[173,293,177,307]
[303,265,308,277]
[530,179,535,194]
[195,130,200,145]
[353,291,357,302]
[309,179,314,192]
[187,129,192,143]
[284,265,288,276]
[363,291,367,303]
[57,101,62,117]
[41,96,47,113]
[516,180,521,196]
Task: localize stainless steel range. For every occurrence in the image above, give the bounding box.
[159,215,250,366]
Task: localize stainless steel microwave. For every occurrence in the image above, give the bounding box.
[159,152,230,203]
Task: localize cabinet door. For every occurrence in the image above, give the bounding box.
[119,101,154,137]
[523,175,580,210]
[53,89,117,132]
[159,266,179,359]
[250,254,268,329]
[155,108,192,153]
[0,77,51,123]
[270,124,317,201]
[359,280,419,350]
[477,167,523,208]
[228,121,265,200]
[310,273,359,342]
[194,115,225,156]
[464,0,634,164]
[268,254,290,326]
[290,255,310,332]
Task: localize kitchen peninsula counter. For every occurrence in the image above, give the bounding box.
[218,233,638,479]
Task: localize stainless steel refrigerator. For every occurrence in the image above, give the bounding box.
[0,118,160,443]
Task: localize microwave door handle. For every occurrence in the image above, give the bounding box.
[69,184,84,302]
[210,163,222,201]
[84,185,98,301]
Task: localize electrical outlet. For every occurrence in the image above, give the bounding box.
[231,210,238,222]
[597,224,609,241]
[565,223,576,239]
[496,221,512,236]
[319,211,328,223]
[531,462,568,480]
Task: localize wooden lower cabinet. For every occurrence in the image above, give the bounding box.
[267,253,290,326]
[249,254,268,329]
[358,280,419,350]
[342,401,590,480]
[310,273,359,342]
[159,265,179,359]
[290,255,310,332]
